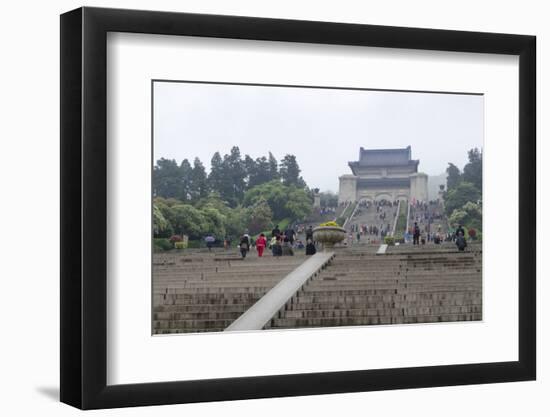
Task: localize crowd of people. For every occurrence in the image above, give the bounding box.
[203,199,476,257]
[230,223,317,259]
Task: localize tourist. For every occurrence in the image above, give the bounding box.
[456,230,467,251]
[413,222,420,245]
[239,234,250,259]
[305,225,314,242]
[272,236,282,257]
[305,238,316,255]
[282,237,294,256]
[284,226,296,244]
[455,224,466,239]
[256,233,267,257]
[204,234,215,252]
[271,224,280,238]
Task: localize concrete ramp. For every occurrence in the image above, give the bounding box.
[225,252,335,331]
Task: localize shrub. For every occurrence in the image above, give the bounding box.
[153,238,172,252]
[384,236,395,246]
[319,221,340,227]
[187,240,202,249]
[169,235,183,244]
[174,241,187,249]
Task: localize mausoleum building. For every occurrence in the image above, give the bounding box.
[338,146,428,204]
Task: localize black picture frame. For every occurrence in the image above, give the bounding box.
[60,6,536,410]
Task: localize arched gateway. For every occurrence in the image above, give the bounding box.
[338,146,428,204]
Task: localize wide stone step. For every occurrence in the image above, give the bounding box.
[293,292,481,304]
[310,276,481,284]
[153,285,277,292]
[280,305,482,319]
[307,279,481,287]
[154,311,244,320]
[154,304,251,313]
[154,269,296,278]
[153,275,284,286]
[270,313,482,328]
[153,328,225,334]
[154,294,262,304]
[288,299,482,310]
[299,287,481,296]
[153,319,234,329]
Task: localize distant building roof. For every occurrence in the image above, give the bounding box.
[359,146,411,166]
[348,146,419,175]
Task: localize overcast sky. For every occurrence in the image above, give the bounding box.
[153,81,483,193]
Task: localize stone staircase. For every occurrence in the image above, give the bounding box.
[268,246,482,329]
[153,252,306,334]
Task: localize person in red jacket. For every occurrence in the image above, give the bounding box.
[256,233,267,257]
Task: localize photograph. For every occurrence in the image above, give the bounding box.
[151,81,483,335]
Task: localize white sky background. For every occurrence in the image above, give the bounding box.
[153,81,484,193]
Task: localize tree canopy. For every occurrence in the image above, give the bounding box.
[153,147,315,243]
[443,148,483,232]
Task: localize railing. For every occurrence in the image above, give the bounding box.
[406,200,411,234]
[225,251,335,331]
[390,200,401,237]
[343,202,359,228]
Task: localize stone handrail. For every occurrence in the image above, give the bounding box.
[406,200,411,235]
[225,252,335,331]
[343,202,359,228]
[390,200,401,237]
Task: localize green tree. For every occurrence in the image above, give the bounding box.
[243,154,257,185]
[463,148,482,191]
[225,206,250,240]
[446,163,462,191]
[247,156,271,188]
[244,181,288,219]
[190,157,209,200]
[444,182,481,216]
[285,186,313,220]
[208,152,225,197]
[279,154,305,187]
[201,205,226,238]
[153,158,181,198]
[449,201,482,231]
[169,204,207,239]
[267,152,279,181]
[244,181,312,220]
[178,159,193,201]
[153,204,172,237]
[222,146,247,206]
[247,199,273,234]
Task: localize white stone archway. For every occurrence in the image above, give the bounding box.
[374,193,392,202]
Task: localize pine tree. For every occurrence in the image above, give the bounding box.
[267,152,279,181]
[153,158,181,198]
[446,163,462,191]
[190,157,209,200]
[179,159,193,201]
[462,148,482,191]
[279,154,306,187]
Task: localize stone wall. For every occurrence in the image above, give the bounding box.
[338,175,358,204]
[409,173,429,202]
